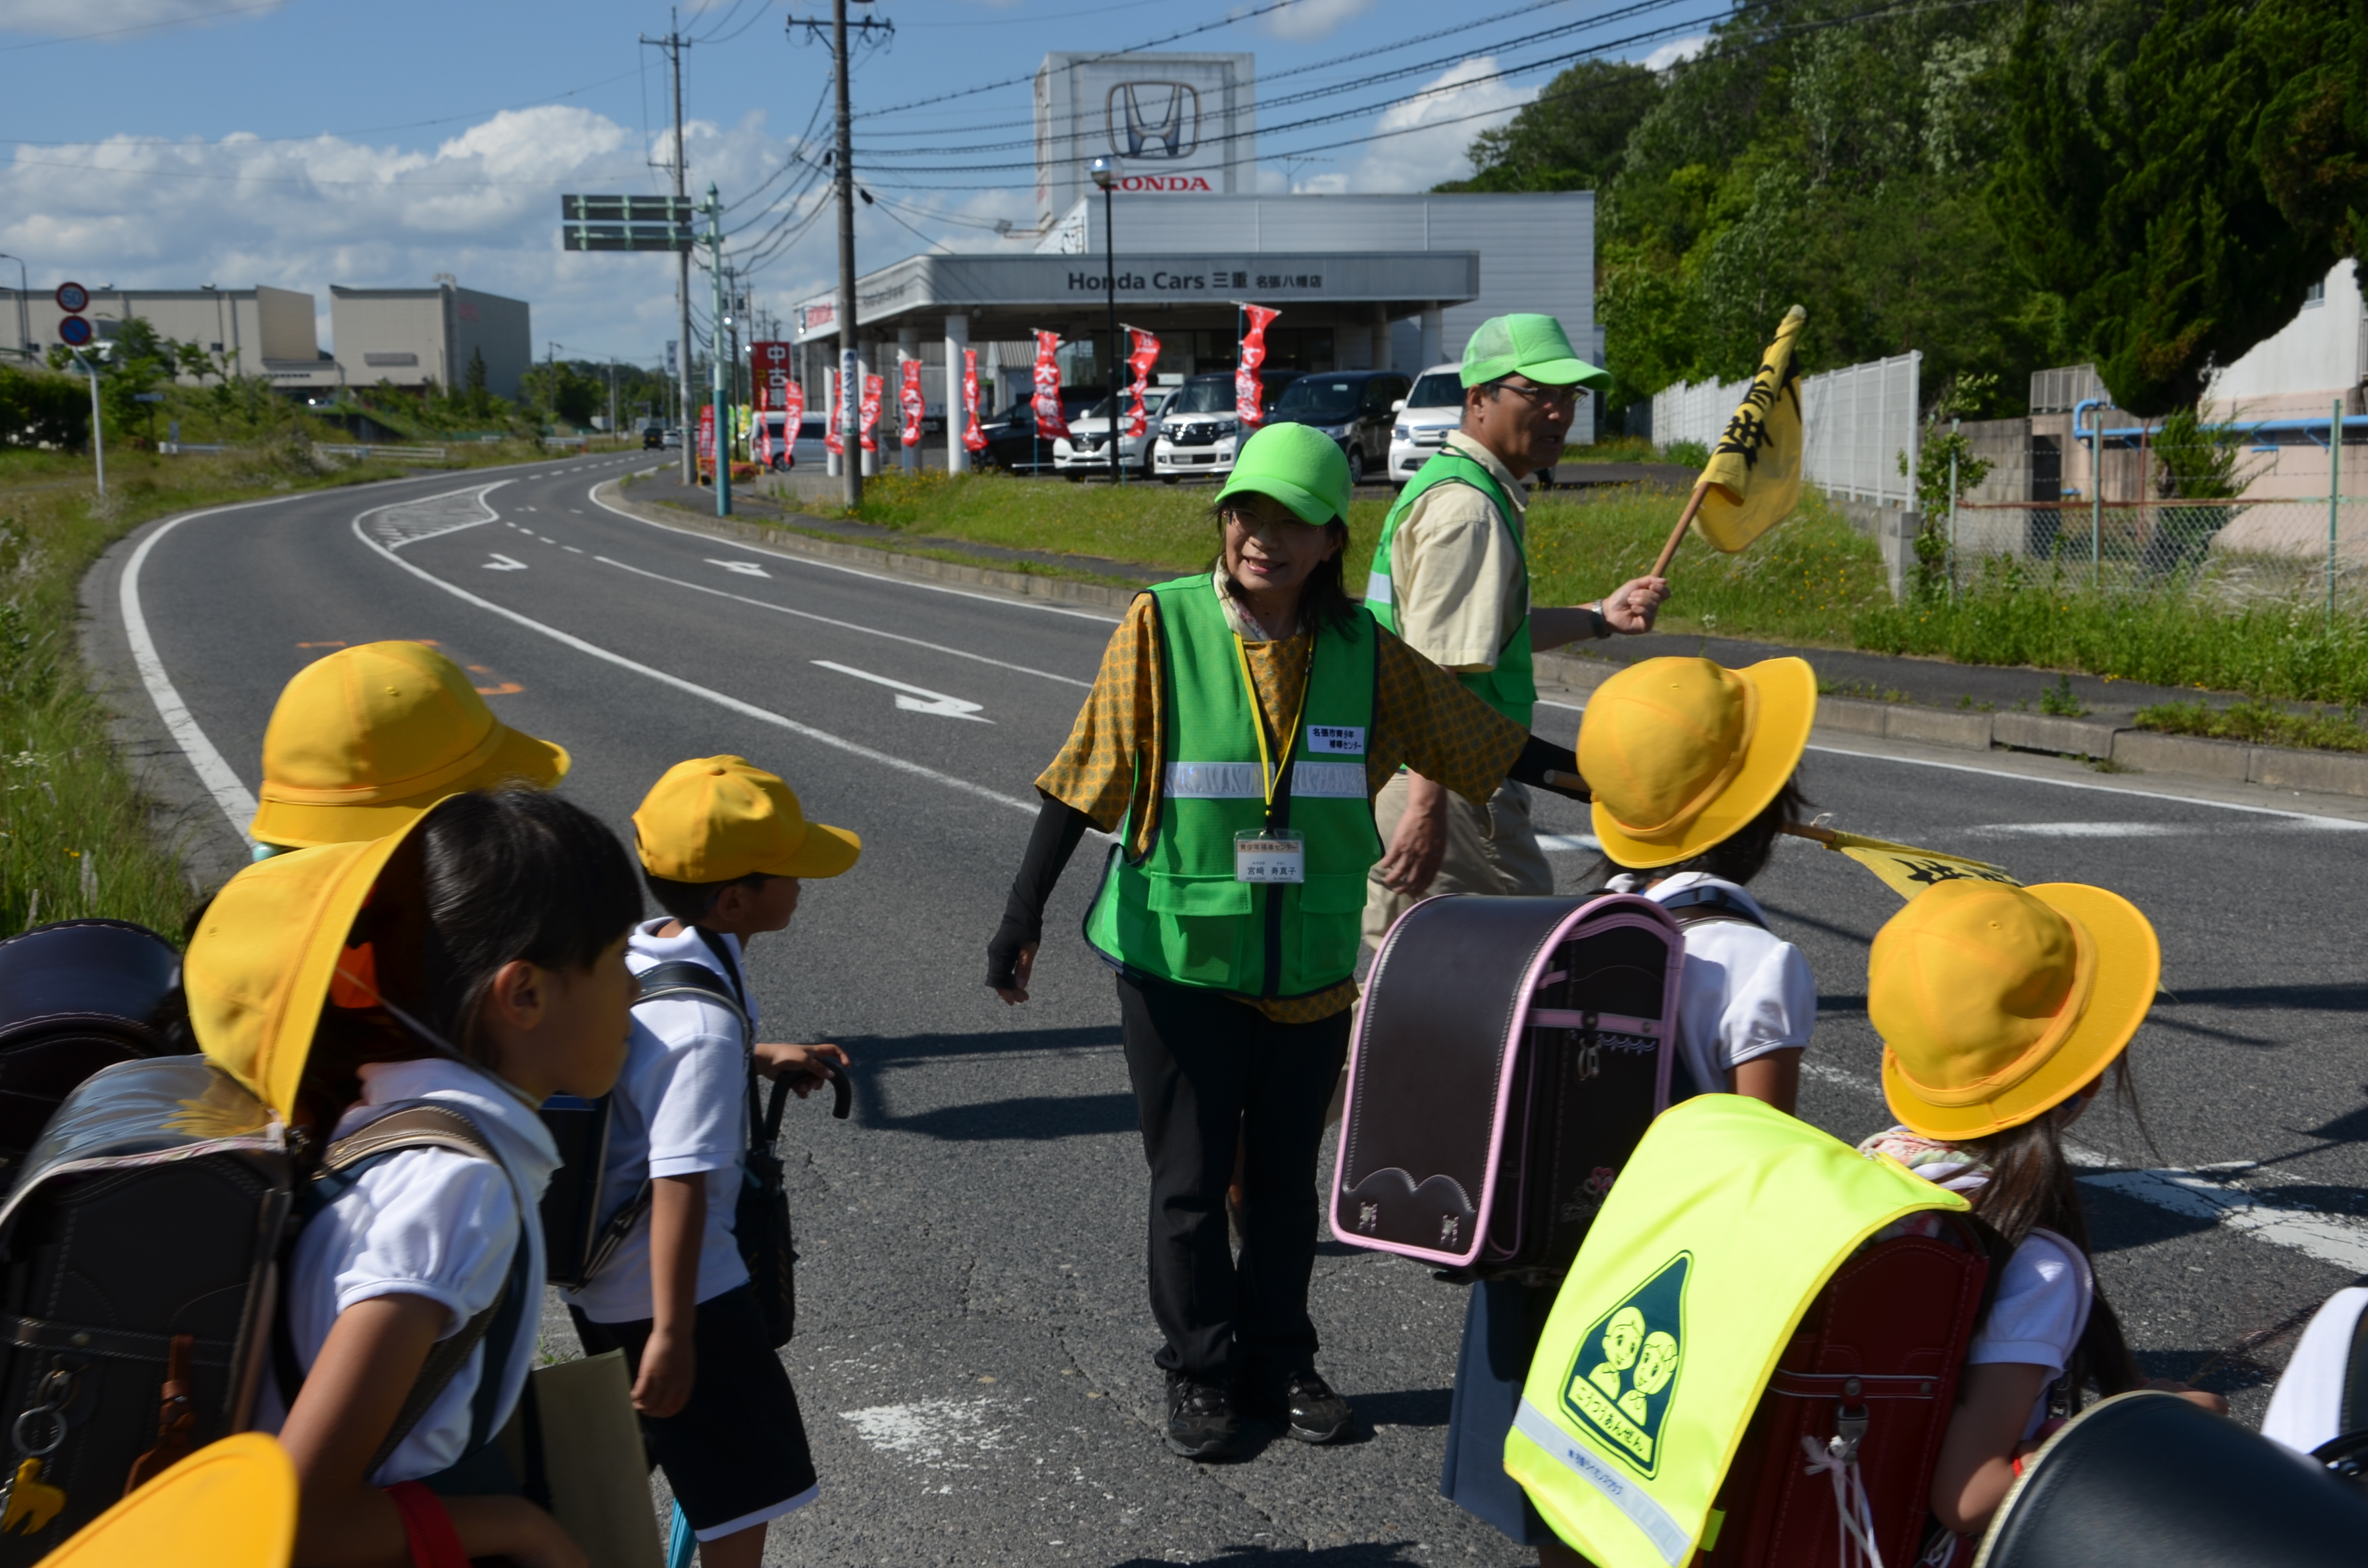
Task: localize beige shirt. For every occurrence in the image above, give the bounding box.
[1389,430,1529,671]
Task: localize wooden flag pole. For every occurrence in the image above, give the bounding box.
[1651,484,1711,579]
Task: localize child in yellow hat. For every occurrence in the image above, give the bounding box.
[249,641,568,857]
[1858,879,2224,1548]
[184,787,643,1565]
[563,756,858,1568]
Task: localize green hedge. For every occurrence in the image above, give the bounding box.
[0,366,90,450]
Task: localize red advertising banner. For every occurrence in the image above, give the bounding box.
[962,347,986,454]
[697,404,716,469]
[859,373,882,452]
[824,372,844,457]
[1124,326,1161,439]
[1032,331,1071,442]
[751,341,793,409]
[1235,305,1279,429]
[900,358,924,448]
[752,412,771,468]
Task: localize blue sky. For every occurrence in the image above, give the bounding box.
[0,0,1722,364]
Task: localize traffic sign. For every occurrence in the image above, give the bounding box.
[54,282,88,313]
[561,223,694,253]
[562,194,693,224]
[58,316,93,347]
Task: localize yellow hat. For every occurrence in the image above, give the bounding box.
[38,1433,295,1568]
[185,819,425,1118]
[1579,656,1816,869]
[633,756,861,882]
[1871,880,2160,1140]
[251,641,568,848]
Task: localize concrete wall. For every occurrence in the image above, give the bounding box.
[3,287,324,385]
[450,287,530,400]
[2209,259,2367,412]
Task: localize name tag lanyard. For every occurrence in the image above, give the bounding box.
[1231,634,1311,884]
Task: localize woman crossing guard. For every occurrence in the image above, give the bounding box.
[985,423,1588,1461]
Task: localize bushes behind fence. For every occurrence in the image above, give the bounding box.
[0,367,91,452]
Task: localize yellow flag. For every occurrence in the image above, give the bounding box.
[1691,306,1807,553]
[1798,826,2020,901]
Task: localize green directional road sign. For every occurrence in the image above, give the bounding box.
[562,223,696,252]
[561,194,693,224]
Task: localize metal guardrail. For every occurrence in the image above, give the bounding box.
[313,443,451,461]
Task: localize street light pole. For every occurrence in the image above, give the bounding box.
[833,0,861,509]
[71,348,104,499]
[1090,158,1121,488]
[707,183,731,519]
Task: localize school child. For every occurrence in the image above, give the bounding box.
[563,756,857,1568]
[1857,878,2226,1547]
[185,786,645,1568]
[250,639,569,857]
[1441,654,1820,1564]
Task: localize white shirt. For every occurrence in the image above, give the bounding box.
[259,1057,560,1486]
[563,919,753,1323]
[1967,1228,2093,1439]
[1622,872,1815,1095]
[2262,1286,2368,1455]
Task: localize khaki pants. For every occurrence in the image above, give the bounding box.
[1360,774,1557,954]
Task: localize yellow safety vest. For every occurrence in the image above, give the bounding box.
[1503,1095,1968,1568]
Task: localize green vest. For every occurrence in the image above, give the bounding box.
[1083,575,1383,999]
[1365,445,1538,730]
[1503,1096,1968,1568]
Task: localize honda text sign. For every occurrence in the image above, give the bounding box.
[1033,51,1254,230]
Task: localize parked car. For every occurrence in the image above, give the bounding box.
[1264,370,1410,487]
[642,424,666,450]
[1388,363,1556,488]
[1151,370,1301,482]
[661,427,684,450]
[1053,389,1177,480]
[975,388,1110,474]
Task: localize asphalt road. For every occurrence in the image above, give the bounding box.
[85,454,2368,1566]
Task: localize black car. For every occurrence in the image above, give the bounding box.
[975,388,1110,474]
[1263,370,1412,487]
[641,425,665,450]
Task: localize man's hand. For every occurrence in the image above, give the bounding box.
[752,1041,849,1095]
[993,941,1038,1006]
[1376,776,1450,896]
[1600,574,1669,634]
[630,1325,695,1419]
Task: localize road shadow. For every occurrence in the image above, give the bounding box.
[1354,1387,1453,1429]
[2076,1179,2219,1255]
[866,1090,1141,1143]
[1111,1546,1426,1567]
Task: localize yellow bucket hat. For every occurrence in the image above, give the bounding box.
[1578,656,1816,869]
[251,641,568,849]
[633,756,862,883]
[185,817,425,1118]
[38,1433,294,1568]
[1871,880,2160,1141]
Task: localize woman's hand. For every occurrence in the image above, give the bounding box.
[992,941,1039,1005]
[753,1041,848,1094]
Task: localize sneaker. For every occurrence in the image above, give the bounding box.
[1165,1373,1244,1460]
[1274,1368,1354,1444]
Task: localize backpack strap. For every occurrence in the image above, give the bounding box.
[1659,884,1770,931]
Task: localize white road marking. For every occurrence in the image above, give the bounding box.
[840,1398,1010,1468]
[563,545,583,553]
[707,558,773,578]
[813,660,992,722]
[349,517,1041,817]
[587,481,1121,623]
[1536,698,1588,714]
[1966,821,2191,838]
[1536,832,1601,853]
[1806,739,2368,829]
[357,482,508,550]
[483,553,528,571]
[593,554,1090,687]
[120,512,263,845]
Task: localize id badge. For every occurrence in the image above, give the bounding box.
[1234,829,1306,884]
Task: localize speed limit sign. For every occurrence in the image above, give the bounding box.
[54,281,89,314]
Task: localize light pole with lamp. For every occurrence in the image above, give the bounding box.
[0,255,27,365]
[1089,157,1122,487]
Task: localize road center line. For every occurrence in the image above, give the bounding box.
[591,553,1091,689]
[350,517,1042,820]
[1805,737,2368,828]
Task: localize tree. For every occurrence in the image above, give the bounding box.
[462,346,492,418]
[1436,60,1663,194]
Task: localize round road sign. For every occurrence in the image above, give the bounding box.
[57,316,93,347]
[54,282,89,314]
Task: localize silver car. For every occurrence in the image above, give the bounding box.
[1054,390,1174,480]
[1389,362,1558,489]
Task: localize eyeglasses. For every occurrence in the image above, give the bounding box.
[1492,380,1587,410]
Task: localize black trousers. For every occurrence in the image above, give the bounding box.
[1117,971,1353,1381]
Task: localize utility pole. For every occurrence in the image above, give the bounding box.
[791,0,891,508]
[643,12,696,487]
[707,184,731,518]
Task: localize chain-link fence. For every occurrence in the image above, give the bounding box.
[1945,496,2368,610]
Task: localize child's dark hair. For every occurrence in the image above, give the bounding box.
[1209,497,1356,635]
[1586,774,1811,888]
[643,869,770,926]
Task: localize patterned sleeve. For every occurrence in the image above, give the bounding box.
[1035,596,1162,838]
[1367,625,1527,804]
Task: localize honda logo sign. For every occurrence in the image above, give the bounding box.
[1106,82,1199,160]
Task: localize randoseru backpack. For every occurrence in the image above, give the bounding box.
[0,1057,290,1562]
[1331,892,1684,1282]
[0,921,181,1184]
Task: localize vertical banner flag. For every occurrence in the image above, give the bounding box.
[962,348,987,454]
[823,370,844,457]
[1032,330,1071,442]
[696,405,716,470]
[1124,327,1161,438]
[1693,305,1809,553]
[752,411,771,468]
[860,373,883,452]
[1235,305,1279,428]
[900,359,925,448]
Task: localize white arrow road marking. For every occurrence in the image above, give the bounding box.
[707,558,773,578]
[484,553,528,571]
[812,660,993,722]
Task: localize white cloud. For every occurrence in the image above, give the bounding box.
[1644,35,1709,71]
[1258,0,1376,44]
[0,0,289,40]
[1327,56,1536,193]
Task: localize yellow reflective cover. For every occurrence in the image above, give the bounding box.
[1504,1095,1965,1568]
[36,1433,294,1568]
[1693,307,1807,555]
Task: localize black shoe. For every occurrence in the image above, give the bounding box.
[1274,1368,1354,1444]
[1165,1373,1244,1460]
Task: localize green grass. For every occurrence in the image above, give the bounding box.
[0,440,483,939]
[1556,436,1663,464]
[2133,698,2368,755]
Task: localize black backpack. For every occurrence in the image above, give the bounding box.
[0,921,181,1182]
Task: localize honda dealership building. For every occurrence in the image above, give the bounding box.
[791,50,1600,462]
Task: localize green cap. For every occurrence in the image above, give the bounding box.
[1216,423,1353,528]
[1459,313,1615,391]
